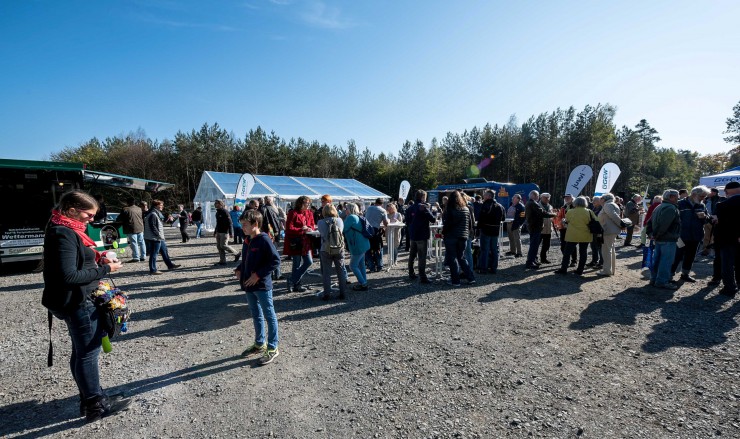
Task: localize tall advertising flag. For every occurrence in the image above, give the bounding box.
[399,180,411,200]
[234,173,256,209]
[593,163,621,197]
[565,165,593,197]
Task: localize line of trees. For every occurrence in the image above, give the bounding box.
[50,102,740,208]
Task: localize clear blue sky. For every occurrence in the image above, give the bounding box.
[1,0,738,161]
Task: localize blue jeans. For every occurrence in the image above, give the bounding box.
[245,289,279,349]
[146,239,174,273]
[478,233,500,272]
[195,221,203,238]
[527,231,542,266]
[350,253,367,285]
[129,232,146,260]
[444,237,474,284]
[651,241,677,286]
[64,299,106,401]
[465,237,474,271]
[291,253,313,286]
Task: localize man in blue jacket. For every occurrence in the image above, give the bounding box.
[405,189,436,283]
[671,186,710,282]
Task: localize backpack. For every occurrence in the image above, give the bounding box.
[326,218,345,255]
[359,216,376,239]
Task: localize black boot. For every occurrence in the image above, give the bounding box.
[85,394,131,422]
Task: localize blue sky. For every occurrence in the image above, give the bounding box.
[1,0,738,161]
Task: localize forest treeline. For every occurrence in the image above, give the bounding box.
[50,103,740,208]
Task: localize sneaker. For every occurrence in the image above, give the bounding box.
[352,284,369,291]
[467,279,476,285]
[445,280,461,287]
[679,274,697,283]
[150,271,163,275]
[128,259,140,263]
[259,348,280,365]
[293,284,307,293]
[139,259,146,262]
[85,395,132,422]
[241,342,267,357]
[169,264,182,270]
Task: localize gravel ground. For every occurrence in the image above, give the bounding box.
[1,226,739,438]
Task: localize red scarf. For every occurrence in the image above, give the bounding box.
[50,210,102,262]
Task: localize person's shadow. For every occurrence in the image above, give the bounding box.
[569,285,740,352]
[0,355,251,438]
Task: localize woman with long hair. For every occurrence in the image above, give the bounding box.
[283,195,316,292]
[442,190,476,286]
[42,190,131,422]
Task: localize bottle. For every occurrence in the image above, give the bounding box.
[101,335,112,353]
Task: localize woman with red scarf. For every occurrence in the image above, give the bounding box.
[42,190,130,422]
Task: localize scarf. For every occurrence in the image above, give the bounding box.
[50,210,102,262]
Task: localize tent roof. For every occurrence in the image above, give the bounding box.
[194,171,389,201]
[699,167,740,188]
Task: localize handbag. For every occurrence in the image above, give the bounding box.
[619,218,632,228]
[588,213,604,235]
[90,279,131,339]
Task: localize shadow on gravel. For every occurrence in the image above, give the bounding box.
[478,273,596,303]
[569,285,740,352]
[276,276,440,322]
[120,290,246,341]
[0,355,248,439]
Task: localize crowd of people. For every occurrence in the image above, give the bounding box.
[42,181,740,423]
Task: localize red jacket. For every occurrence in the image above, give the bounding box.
[283,209,315,256]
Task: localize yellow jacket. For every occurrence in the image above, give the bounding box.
[564,207,594,243]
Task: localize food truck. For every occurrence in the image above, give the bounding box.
[428,178,540,208]
[0,159,174,269]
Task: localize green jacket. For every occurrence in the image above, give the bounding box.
[650,202,680,242]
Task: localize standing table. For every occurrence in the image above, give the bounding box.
[385,222,405,270]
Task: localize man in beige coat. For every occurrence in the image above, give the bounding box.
[598,193,623,276]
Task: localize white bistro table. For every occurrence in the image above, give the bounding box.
[385,222,405,270]
[428,224,445,280]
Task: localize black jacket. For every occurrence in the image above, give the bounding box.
[42,225,110,316]
[715,195,740,244]
[442,206,473,240]
[525,199,556,234]
[478,199,505,236]
[215,207,233,234]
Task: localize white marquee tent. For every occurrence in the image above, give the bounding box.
[699,166,740,189]
[192,171,390,231]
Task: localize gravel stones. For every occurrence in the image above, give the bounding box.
[0,229,738,438]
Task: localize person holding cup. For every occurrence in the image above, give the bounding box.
[42,190,131,422]
[671,185,711,282]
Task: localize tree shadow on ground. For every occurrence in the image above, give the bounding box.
[0,355,249,439]
[569,285,740,352]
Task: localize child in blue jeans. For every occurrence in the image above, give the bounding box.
[235,210,281,365]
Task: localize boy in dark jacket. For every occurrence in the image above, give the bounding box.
[236,210,281,365]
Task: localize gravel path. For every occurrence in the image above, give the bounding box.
[1,227,738,438]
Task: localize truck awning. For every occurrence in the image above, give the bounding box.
[83,170,175,192]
